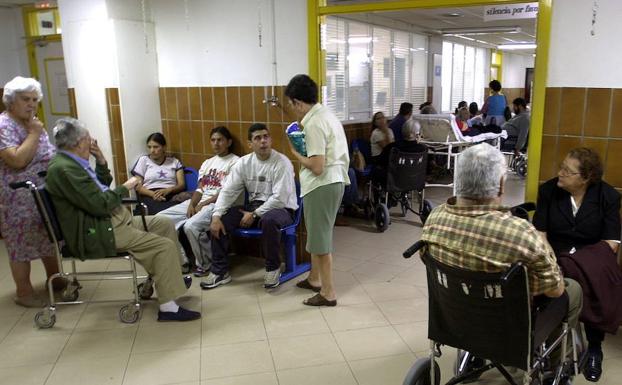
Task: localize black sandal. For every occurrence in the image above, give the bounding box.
[303,293,337,307]
[296,278,321,292]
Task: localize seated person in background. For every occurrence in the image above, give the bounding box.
[454,100,467,115]
[201,123,298,290]
[131,132,185,214]
[420,104,438,114]
[372,119,427,188]
[389,102,413,142]
[419,101,432,112]
[157,126,239,277]
[533,147,621,382]
[468,102,484,126]
[46,118,200,322]
[501,97,530,156]
[421,143,582,373]
[455,107,471,134]
[370,111,394,163]
[468,102,480,118]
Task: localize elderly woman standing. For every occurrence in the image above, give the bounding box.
[0,76,59,307]
[285,74,350,306]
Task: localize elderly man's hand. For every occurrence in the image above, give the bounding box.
[123,176,141,190]
[89,139,106,164]
[210,216,226,239]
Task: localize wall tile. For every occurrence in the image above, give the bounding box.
[557,136,582,166]
[168,120,181,153]
[108,88,119,105]
[268,123,286,154]
[161,120,169,139]
[267,86,284,123]
[202,121,215,155]
[584,88,611,137]
[539,135,558,182]
[543,87,561,135]
[177,87,190,120]
[559,88,585,136]
[610,89,622,138]
[605,140,622,188]
[253,86,268,122]
[159,88,166,119]
[111,105,122,141]
[189,87,201,121]
[191,120,204,154]
[165,88,178,120]
[226,87,240,122]
[179,120,193,153]
[239,87,254,122]
[201,87,214,121]
[213,87,227,121]
[582,138,608,163]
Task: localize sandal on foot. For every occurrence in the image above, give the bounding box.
[303,293,337,307]
[296,279,321,292]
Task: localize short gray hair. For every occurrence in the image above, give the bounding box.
[2,76,43,108]
[54,117,90,150]
[402,119,420,140]
[455,143,507,199]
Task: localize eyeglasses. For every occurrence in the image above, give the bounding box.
[558,164,580,177]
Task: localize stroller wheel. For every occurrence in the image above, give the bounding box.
[375,204,390,232]
[403,358,441,385]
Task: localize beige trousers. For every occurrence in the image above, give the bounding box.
[111,207,187,304]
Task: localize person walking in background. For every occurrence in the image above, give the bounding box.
[285,74,350,307]
[389,102,413,142]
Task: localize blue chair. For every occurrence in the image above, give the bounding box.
[184,167,199,191]
[233,181,309,284]
[352,138,373,177]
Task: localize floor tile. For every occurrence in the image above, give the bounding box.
[394,321,429,353]
[263,308,329,339]
[321,303,388,332]
[269,333,344,370]
[333,284,373,305]
[201,294,261,320]
[362,282,425,302]
[277,362,357,385]
[202,315,266,346]
[256,288,311,314]
[46,354,128,385]
[333,326,410,361]
[349,353,416,385]
[134,320,202,353]
[201,341,273,379]
[0,363,53,385]
[0,315,20,342]
[58,327,136,364]
[124,347,200,385]
[200,372,277,385]
[377,297,428,325]
[74,302,141,331]
[0,333,69,368]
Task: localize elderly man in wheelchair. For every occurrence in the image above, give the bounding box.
[403,143,585,385]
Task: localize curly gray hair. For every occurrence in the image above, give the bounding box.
[54,117,90,150]
[2,76,43,108]
[455,143,507,200]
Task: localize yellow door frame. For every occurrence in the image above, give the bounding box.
[308,0,552,203]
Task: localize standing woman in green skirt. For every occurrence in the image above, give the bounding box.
[285,74,350,306]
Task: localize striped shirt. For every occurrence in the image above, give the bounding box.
[421,198,562,296]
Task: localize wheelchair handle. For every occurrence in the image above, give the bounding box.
[9,180,32,190]
[403,240,425,259]
[501,262,524,283]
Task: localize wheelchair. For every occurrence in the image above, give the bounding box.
[10,179,157,328]
[501,137,527,177]
[366,147,433,232]
[401,240,586,385]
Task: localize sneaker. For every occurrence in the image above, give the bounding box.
[193,266,210,277]
[200,272,231,289]
[264,268,281,289]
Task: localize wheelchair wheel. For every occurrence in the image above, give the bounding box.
[403,358,441,385]
[119,303,141,324]
[375,203,390,232]
[516,159,527,177]
[420,200,433,225]
[34,309,56,329]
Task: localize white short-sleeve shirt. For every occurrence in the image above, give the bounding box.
[131,155,183,190]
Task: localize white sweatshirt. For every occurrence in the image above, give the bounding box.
[213,149,298,217]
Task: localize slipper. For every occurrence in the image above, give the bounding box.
[296,279,321,292]
[303,293,337,307]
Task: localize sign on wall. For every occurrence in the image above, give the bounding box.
[484,2,538,21]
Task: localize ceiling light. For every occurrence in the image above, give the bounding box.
[441,26,521,36]
[497,43,537,50]
[442,12,462,18]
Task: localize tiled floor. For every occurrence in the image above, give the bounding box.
[0,174,621,385]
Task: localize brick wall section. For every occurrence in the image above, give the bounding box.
[105,88,128,183]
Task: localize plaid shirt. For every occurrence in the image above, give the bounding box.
[421,198,562,296]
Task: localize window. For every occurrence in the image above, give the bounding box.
[322,16,428,121]
[441,41,489,113]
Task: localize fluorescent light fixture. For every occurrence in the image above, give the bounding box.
[497,43,537,50]
[441,26,521,36]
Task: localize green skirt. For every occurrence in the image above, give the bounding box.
[303,182,345,254]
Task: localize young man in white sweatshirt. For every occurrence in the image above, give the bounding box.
[201,123,298,290]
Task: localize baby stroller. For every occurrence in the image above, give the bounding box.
[367,147,433,232]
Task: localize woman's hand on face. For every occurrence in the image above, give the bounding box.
[25,116,44,137]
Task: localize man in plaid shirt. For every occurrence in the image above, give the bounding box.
[421,144,582,369]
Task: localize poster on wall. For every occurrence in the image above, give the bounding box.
[484,2,538,21]
[44,57,70,115]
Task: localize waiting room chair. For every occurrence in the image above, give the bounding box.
[233,181,309,283]
[184,166,199,191]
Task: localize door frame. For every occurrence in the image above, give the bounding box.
[308,0,553,202]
